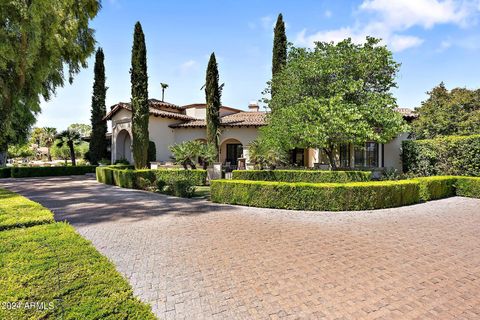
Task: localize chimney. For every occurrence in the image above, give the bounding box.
[248,101,259,112]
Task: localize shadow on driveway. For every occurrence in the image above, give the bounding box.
[0,175,232,226]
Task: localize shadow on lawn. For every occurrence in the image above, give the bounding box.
[0,176,233,226]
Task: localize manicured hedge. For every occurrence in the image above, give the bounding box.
[10,165,97,178]
[0,188,54,230]
[402,135,480,176]
[456,177,480,198]
[415,176,457,201]
[0,167,11,178]
[211,180,420,211]
[211,176,480,211]
[96,167,207,188]
[232,169,372,183]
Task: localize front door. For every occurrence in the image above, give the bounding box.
[226,144,243,165]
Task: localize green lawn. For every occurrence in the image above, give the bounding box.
[0,188,54,230]
[194,186,210,199]
[0,189,156,319]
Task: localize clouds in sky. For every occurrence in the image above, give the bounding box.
[179,59,197,75]
[296,0,480,51]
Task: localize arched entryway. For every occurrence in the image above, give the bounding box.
[116,129,132,163]
[220,138,243,166]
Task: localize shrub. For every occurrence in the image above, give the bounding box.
[155,169,207,186]
[232,169,372,183]
[456,177,480,198]
[211,180,420,211]
[0,188,54,230]
[165,179,196,198]
[10,165,97,178]
[415,176,457,201]
[0,167,11,178]
[402,135,480,176]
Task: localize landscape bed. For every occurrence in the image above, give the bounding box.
[0,188,155,319]
[211,176,480,211]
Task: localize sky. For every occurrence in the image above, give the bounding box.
[37,0,480,130]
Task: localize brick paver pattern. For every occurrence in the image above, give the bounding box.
[2,176,480,319]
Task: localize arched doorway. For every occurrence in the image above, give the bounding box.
[220,138,243,166]
[116,129,132,163]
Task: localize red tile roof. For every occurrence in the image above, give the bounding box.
[104,101,196,121]
[170,112,267,128]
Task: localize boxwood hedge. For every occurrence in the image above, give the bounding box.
[211,176,480,211]
[232,169,372,183]
[96,167,207,188]
[0,167,11,178]
[9,165,97,178]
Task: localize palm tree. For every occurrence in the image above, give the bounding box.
[56,129,82,166]
[160,83,169,102]
[42,127,57,162]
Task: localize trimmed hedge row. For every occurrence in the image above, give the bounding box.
[402,135,480,176]
[232,169,372,183]
[0,167,11,178]
[96,167,208,188]
[4,166,97,178]
[211,176,480,211]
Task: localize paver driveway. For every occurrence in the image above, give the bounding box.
[1,176,480,319]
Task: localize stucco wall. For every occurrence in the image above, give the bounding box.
[383,132,410,170]
[148,117,179,162]
[111,109,133,164]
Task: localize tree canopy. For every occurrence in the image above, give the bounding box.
[130,22,149,169]
[0,0,100,165]
[272,13,287,78]
[412,82,480,139]
[262,37,406,168]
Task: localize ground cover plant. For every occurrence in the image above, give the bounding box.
[0,189,155,319]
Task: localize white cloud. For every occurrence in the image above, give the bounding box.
[179,60,197,75]
[324,10,332,18]
[261,16,273,30]
[295,0,480,52]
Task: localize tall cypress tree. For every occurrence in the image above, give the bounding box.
[271,13,287,102]
[89,48,108,165]
[130,22,149,169]
[205,53,221,160]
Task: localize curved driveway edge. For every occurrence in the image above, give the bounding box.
[2,176,480,319]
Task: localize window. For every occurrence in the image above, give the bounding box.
[366,142,379,168]
[339,144,350,168]
[289,148,305,166]
[354,146,364,167]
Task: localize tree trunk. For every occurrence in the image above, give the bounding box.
[68,142,76,166]
[323,147,337,170]
[47,147,52,162]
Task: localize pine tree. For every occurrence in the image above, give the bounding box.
[89,48,108,165]
[130,22,149,169]
[271,13,287,100]
[205,53,221,160]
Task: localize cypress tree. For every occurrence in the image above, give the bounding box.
[89,48,108,165]
[271,13,287,102]
[130,22,149,169]
[205,53,221,160]
[272,13,287,77]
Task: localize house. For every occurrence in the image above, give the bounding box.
[104,99,416,170]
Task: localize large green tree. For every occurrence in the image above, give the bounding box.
[56,129,82,166]
[0,0,100,166]
[412,82,480,139]
[205,53,222,159]
[130,22,149,169]
[262,37,406,169]
[89,48,108,165]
